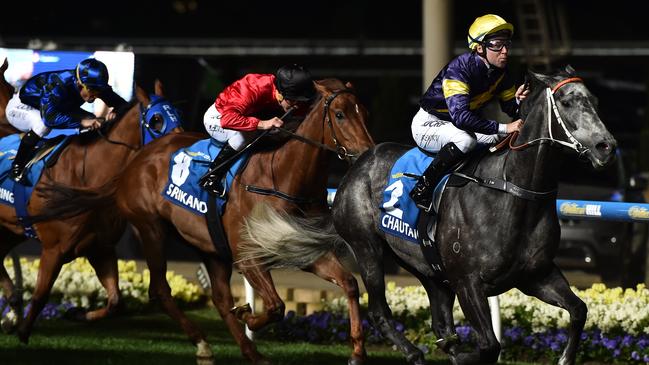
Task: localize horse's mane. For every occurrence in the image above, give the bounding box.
[519,66,577,120]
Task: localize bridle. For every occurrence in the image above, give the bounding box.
[509,77,589,156]
[276,89,358,162]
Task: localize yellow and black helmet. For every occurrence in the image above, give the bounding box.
[467,14,514,50]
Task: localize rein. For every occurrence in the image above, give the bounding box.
[242,89,358,204]
[466,77,586,201]
[276,89,357,161]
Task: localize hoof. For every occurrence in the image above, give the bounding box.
[230,303,252,321]
[436,333,460,352]
[64,307,89,322]
[253,358,272,365]
[348,354,365,365]
[196,356,214,365]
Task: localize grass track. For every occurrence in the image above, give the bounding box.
[0,307,534,365]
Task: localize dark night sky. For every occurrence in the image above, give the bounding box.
[1,1,647,42]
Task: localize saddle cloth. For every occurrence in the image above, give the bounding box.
[161,139,248,215]
[379,147,449,243]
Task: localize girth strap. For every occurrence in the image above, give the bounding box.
[244,185,317,205]
[451,172,557,201]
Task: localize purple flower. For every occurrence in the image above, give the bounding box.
[337,331,348,341]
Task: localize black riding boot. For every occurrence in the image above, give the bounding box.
[9,130,41,184]
[410,142,465,212]
[199,144,238,196]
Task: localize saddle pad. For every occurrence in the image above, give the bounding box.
[0,134,66,207]
[379,147,448,243]
[162,139,248,215]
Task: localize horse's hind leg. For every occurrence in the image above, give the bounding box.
[349,237,426,365]
[454,283,501,364]
[0,233,24,333]
[17,247,64,344]
[233,266,285,331]
[518,265,586,365]
[201,255,269,365]
[80,244,121,321]
[305,251,366,365]
[132,223,213,363]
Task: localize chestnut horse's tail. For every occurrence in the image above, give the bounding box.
[31,178,119,223]
[238,203,348,270]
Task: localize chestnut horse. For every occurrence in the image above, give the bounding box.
[0,80,183,343]
[42,79,375,364]
[0,58,19,135]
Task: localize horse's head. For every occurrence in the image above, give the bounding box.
[311,79,374,163]
[134,79,184,144]
[524,65,617,169]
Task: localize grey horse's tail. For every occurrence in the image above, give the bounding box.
[238,203,347,270]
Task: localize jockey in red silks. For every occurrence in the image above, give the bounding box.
[410,14,530,211]
[199,64,316,195]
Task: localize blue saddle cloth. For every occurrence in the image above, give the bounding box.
[379,147,449,243]
[0,133,71,237]
[161,139,248,215]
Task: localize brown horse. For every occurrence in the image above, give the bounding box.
[0,80,183,343]
[42,79,375,364]
[0,58,19,136]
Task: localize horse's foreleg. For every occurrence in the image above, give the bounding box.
[134,224,211,360]
[17,247,64,344]
[202,256,268,365]
[454,283,500,364]
[234,266,285,331]
[418,278,459,356]
[352,241,425,365]
[305,251,366,365]
[82,245,121,321]
[0,236,23,333]
[518,265,586,365]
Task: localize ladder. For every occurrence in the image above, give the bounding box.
[515,0,571,71]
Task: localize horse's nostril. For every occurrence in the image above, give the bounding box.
[595,142,612,153]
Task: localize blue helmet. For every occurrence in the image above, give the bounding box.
[76,58,109,90]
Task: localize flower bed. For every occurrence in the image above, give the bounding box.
[261,282,649,364]
[0,257,207,319]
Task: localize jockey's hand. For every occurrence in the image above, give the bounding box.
[515,84,530,103]
[80,118,103,130]
[507,119,524,133]
[258,117,284,130]
[106,108,117,120]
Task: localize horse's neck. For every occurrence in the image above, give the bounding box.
[505,94,562,193]
[263,111,330,195]
[51,106,141,187]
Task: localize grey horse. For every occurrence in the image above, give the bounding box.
[239,66,617,365]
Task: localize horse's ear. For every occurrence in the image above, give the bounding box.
[0,58,8,73]
[345,81,354,90]
[564,64,576,76]
[135,84,150,105]
[154,79,165,97]
[314,80,326,94]
[529,70,554,87]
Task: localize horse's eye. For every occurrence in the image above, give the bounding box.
[149,114,164,131]
[335,111,345,120]
[560,100,572,108]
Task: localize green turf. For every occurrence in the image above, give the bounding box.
[0,307,534,364]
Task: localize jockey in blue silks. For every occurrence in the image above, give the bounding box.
[410,14,530,211]
[5,58,127,183]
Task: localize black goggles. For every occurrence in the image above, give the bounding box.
[484,39,512,52]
